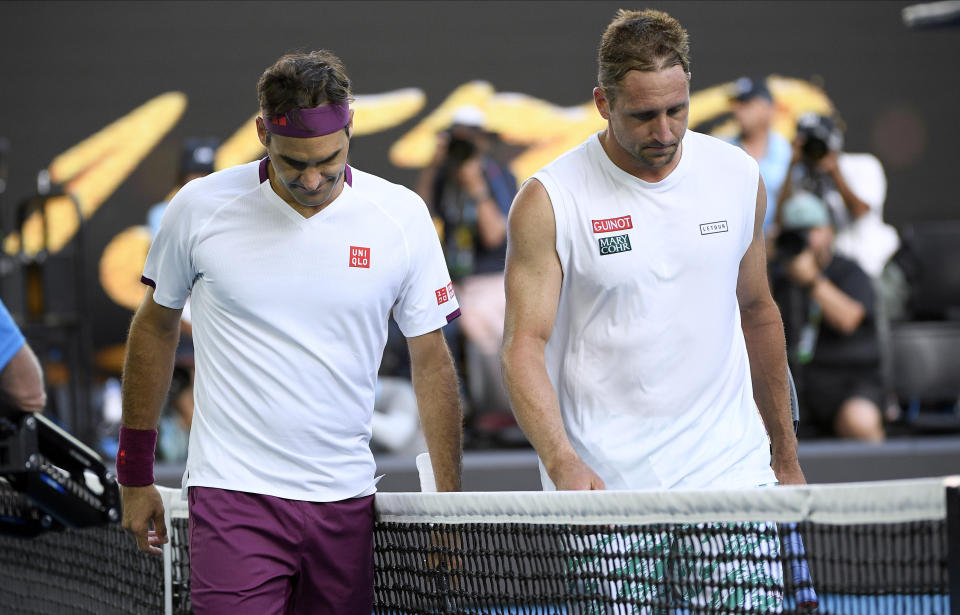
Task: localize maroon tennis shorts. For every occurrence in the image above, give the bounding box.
[188,486,374,615]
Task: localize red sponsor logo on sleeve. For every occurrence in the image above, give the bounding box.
[436,286,449,305]
[446,282,455,300]
[592,215,633,233]
[349,246,370,268]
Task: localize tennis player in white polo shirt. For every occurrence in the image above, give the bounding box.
[117,50,463,614]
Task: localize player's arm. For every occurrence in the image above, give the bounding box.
[0,343,46,412]
[119,290,182,554]
[407,329,462,492]
[501,179,605,490]
[737,175,806,486]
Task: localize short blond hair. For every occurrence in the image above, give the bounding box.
[598,9,691,98]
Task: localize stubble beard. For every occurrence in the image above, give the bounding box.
[634,144,678,169]
[288,170,343,208]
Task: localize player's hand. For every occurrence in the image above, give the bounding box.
[121,484,168,555]
[549,455,606,490]
[773,459,807,486]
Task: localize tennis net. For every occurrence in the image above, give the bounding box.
[1,476,957,614]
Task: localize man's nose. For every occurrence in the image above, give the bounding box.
[653,115,673,143]
[299,167,324,190]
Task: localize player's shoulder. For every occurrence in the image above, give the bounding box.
[537,133,596,178]
[688,130,759,174]
[530,133,598,203]
[166,160,262,220]
[686,129,751,159]
[349,166,429,219]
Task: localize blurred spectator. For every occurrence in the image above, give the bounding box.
[0,297,45,413]
[727,76,791,234]
[147,137,219,461]
[771,192,885,441]
[776,113,900,283]
[147,137,220,236]
[416,107,518,434]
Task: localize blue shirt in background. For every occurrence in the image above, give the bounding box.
[0,299,25,371]
[730,131,792,233]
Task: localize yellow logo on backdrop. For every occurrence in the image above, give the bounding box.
[5,92,187,257]
[7,77,833,312]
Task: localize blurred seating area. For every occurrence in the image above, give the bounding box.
[884,221,960,432]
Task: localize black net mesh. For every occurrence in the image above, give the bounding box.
[0,482,953,614]
[0,521,163,614]
[371,519,948,615]
[170,516,191,615]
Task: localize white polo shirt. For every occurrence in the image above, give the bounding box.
[142,160,459,501]
[532,131,777,491]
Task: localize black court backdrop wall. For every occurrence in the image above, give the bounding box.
[0,0,957,352]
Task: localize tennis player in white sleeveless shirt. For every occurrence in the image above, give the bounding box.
[532,130,776,491]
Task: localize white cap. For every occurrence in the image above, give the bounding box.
[449,105,486,129]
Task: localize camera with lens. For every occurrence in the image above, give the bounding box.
[796,113,843,163]
[775,228,810,259]
[446,135,476,166]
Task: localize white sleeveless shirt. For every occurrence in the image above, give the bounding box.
[532,131,777,490]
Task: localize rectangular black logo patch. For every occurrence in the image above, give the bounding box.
[699,220,729,235]
[598,233,632,255]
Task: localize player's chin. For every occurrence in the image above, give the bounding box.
[639,147,677,166]
[293,188,332,207]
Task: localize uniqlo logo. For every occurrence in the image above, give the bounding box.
[436,287,449,305]
[446,282,455,300]
[592,215,633,233]
[349,246,370,268]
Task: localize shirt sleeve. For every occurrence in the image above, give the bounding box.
[0,299,26,371]
[392,198,460,338]
[141,188,198,309]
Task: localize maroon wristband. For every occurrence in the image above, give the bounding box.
[116,426,158,487]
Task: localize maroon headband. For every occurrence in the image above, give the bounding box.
[263,103,351,138]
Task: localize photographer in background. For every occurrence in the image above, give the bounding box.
[772,191,885,441]
[416,106,518,435]
[776,113,900,283]
[416,107,516,284]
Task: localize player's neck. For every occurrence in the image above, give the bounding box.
[267,164,344,219]
[601,130,683,183]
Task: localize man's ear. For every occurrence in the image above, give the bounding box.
[594,87,611,121]
[345,109,355,139]
[256,116,269,147]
